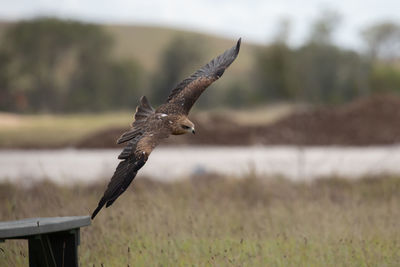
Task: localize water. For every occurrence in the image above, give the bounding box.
[1,146,400,184]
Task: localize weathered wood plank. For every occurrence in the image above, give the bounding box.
[0,216,90,239]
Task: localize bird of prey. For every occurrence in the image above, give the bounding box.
[91,38,241,219]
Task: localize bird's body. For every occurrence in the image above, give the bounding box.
[91,38,241,219]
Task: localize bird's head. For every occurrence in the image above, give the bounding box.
[172,116,195,135]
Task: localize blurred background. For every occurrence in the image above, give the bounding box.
[1,0,400,180]
[1,1,400,266]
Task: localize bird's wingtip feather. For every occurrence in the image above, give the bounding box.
[236,38,241,52]
[140,95,148,103]
[91,198,107,219]
[91,206,101,220]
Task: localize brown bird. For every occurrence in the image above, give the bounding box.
[91,38,241,219]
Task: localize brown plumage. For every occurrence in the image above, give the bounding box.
[91,38,241,219]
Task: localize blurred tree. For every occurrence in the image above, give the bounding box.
[361,22,400,61]
[307,9,342,45]
[295,11,369,104]
[0,51,13,110]
[253,12,369,105]
[369,64,400,93]
[0,18,142,112]
[295,44,367,103]
[223,81,248,108]
[151,36,205,105]
[361,22,400,95]
[253,19,297,102]
[253,43,295,101]
[273,18,291,44]
[301,10,353,103]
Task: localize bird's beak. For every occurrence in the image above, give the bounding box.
[191,128,195,135]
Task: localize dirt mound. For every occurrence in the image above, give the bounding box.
[75,94,400,148]
[75,128,124,148]
[75,115,254,148]
[261,95,400,145]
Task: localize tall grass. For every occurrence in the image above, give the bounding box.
[0,175,399,266]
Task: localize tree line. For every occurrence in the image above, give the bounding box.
[251,11,400,106]
[0,18,142,112]
[0,16,399,113]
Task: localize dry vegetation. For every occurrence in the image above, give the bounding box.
[0,112,132,148]
[0,174,399,266]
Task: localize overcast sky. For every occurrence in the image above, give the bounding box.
[1,0,399,49]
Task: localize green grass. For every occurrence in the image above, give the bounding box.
[0,175,399,266]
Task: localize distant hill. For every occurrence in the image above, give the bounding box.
[104,25,258,74]
[0,21,259,76]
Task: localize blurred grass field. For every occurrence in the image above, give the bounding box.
[0,112,132,148]
[0,175,399,266]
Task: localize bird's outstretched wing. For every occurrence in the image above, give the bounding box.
[91,132,166,219]
[91,97,168,219]
[91,148,145,219]
[91,39,241,219]
[161,38,241,115]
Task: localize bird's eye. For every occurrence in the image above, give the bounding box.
[182,125,190,129]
